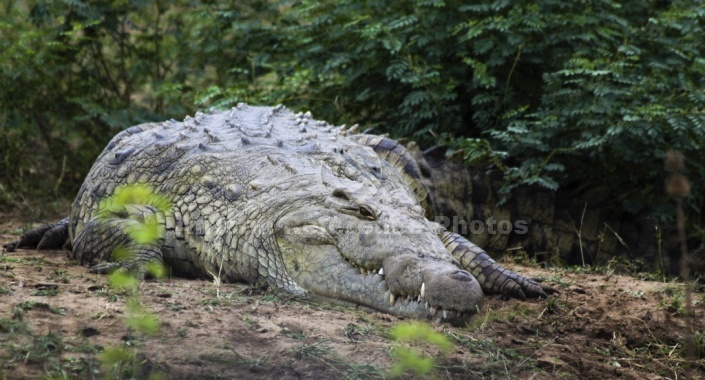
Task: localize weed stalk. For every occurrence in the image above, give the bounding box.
[665,150,696,361]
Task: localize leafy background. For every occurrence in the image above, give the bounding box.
[1,0,703,234]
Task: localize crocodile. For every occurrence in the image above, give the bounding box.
[3,104,553,323]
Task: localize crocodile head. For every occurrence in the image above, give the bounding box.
[274,185,484,324]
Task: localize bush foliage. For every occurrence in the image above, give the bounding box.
[1,0,704,225]
[0,0,280,205]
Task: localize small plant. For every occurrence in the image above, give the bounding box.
[592,346,611,357]
[388,322,454,378]
[100,261,165,379]
[31,288,59,297]
[624,290,645,298]
[167,302,185,312]
[199,296,231,308]
[543,297,562,315]
[283,331,306,340]
[0,255,23,264]
[206,243,227,299]
[95,184,170,379]
[2,331,64,367]
[344,322,374,342]
[47,269,70,284]
[0,317,25,334]
[291,340,332,360]
[542,274,574,288]
[666,293,686,316]
[694,330,704,358]
[12,301,65,320]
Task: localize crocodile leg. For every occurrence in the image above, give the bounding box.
[72,205,165,276]
[3,218,70,252]
[440,230,553,299]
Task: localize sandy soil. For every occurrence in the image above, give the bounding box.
[0,219,703,380]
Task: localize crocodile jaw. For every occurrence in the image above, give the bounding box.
[274,216,485,323]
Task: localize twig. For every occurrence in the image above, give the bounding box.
[53,155,66,198]
[664,150,695,362]
[566,203,588,266]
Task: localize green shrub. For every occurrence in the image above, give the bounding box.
[262,0,705,221]
[2,0,704,232]
[0,0,280,209]
[389,322,453,377]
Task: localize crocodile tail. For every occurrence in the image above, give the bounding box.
[3,218,70,252]
[439,229,553,299]
[348,134,435,219]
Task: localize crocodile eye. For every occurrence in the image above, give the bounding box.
[358,205,376,220]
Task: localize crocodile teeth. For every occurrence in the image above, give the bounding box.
[390,293,398,306]
[378,268,384,276]
[429,307,438,317]
[420,282,426,299]
[442,310,448,320]
[360,268,367,275]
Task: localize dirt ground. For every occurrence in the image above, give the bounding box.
[0,218,703,380]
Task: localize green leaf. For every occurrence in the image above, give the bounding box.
[390,322,453,352]
[108,270,140,291]
[129,219,164,245]
[389,347,434,376]
[101,346,135,368]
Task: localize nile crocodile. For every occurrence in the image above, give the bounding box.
[4,104,553,323]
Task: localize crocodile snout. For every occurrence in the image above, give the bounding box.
[382,254,485,321]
